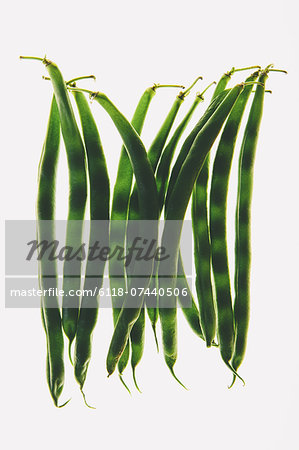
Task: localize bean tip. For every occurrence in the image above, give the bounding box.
[80,388,96,409]
[119,374,132,395]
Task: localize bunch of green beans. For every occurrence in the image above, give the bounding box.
[20,55,286,406]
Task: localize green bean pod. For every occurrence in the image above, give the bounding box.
[159,84,244,381]
[159,88,229,355]
[176,256,204,339]
[109,85,158,385]
[146,90,185,170]
[191,187,216,347]
[32,58,88,350]
[157,87,228,349]
[84,91,159,220]
[128,78,201,221]
[209,72,259,379]
[40,306,52,400]
[125,83,198,382]
[146,90,208,344]
[165,89,230,209]
[156,86,212,216]
[127,92,186,352]
[230,70,267,386]
[132,82,204,348]
[130,303,145,392]
[191,66,260,351]
[37,95,67,407]
[68,88,159,376]
[211,71,232,100]
[70,86,159,379]
[191,75,233,348]
[71,90,109,401]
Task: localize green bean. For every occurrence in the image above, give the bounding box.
[46,64,88,354]
[133,78,202,337]
[176,256,204,339]
[131,80,192,346]
[230,67,287,387]
[157,82,215,214]
[68,86,160,376]
[40,306,52,401]
[109,84,183,384]
[21,56,88,353]
[71,89,109,406]
[158,87,228,352]
[34,74,97,406]
[70,88,159,220]
[209,72,260,382]
[36,94,68,407]
[130,303,145,392]
[127,78,202,387]
[124,84,186,387]
[191,72,234,349]
[153,83,216,343]
[109,84,161,389]
[128,77,201,222]
[165,89,230,209]
[158,84,244,383]
[191,186,216,347]
[191,66,261,349]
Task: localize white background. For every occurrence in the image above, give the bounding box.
[1,0,299,448]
